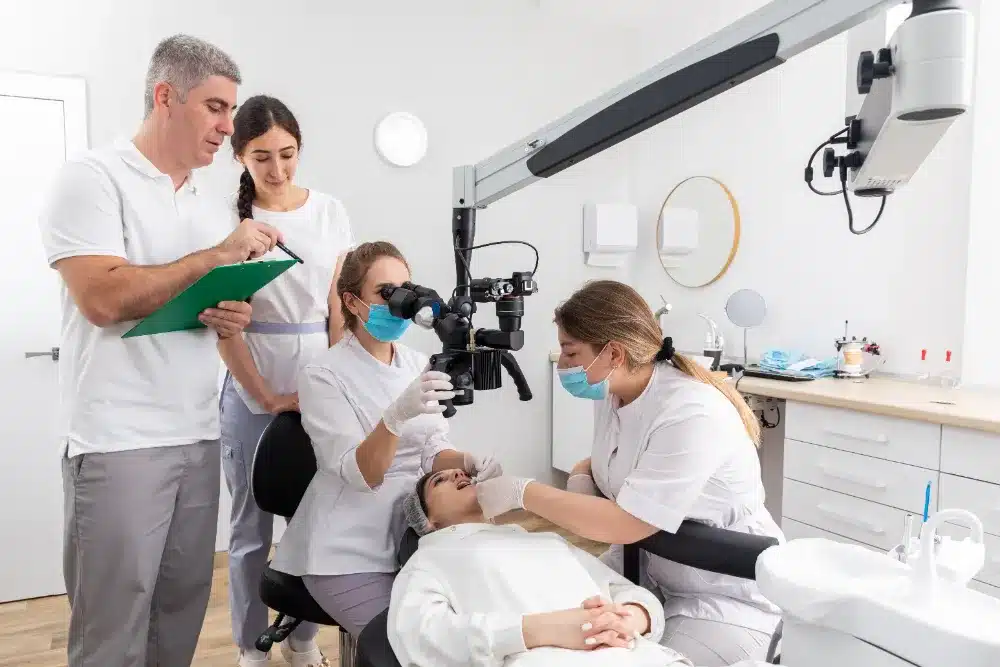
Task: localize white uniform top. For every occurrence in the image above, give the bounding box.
[38,137,232,458]
[271,335,453,576]
[591,363,784,634]
[230,191,354,414]
[388,523,689,667]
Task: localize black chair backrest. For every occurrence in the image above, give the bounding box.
[623,521,779,583]
[251,411,317,519]
[396,527,420,568]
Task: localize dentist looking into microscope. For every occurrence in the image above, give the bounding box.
[474,279,784,666]
[268,241,502,639]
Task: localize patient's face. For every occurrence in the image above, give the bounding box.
[421,468,479,530]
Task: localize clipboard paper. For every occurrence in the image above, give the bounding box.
[122,259,297,338]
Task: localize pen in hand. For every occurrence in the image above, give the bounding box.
[276,241,304,264]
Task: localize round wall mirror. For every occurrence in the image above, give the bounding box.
[656,176,740,288]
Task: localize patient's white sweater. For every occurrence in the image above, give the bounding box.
[386,522,690,667]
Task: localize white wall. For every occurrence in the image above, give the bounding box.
[626,0,975,378]
[0,0,641,488]
[0,0,988,492]
[961,0,1000,388]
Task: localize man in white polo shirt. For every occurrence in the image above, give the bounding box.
[38,35,283,667]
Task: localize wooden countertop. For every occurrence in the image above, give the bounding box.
[548,351,1000,433]
[738,375,1000,434]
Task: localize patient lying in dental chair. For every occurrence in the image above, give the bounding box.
[386,469,766,667]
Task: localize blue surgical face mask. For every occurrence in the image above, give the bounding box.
[557,345,618,400]
[360,301,411,342]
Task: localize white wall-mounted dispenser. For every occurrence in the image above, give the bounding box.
[657,206,699,268]
[582,202,638,267]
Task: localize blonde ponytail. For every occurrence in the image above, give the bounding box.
[671,353,761,447]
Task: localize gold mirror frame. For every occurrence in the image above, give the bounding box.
[656,175,740,288]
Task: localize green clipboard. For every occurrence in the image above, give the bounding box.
[122,259,297,338]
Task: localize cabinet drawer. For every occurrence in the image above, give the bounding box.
[784,440,938,514]
[939,474,1000,537]
[941,426,1000,486]
[780,518,881,552]
[936,523,1000,589]
[784,401,940,469]
[782,479,906,551]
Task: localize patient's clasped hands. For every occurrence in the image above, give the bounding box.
[523,596,649,652]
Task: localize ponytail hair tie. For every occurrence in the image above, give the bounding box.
[655,336,675,363]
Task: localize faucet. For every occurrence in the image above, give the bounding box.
[653,295,672,333]
[699,313,723,350]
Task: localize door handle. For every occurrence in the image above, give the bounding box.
[25,347,59,361]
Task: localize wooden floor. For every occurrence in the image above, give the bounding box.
[0,513,607,667]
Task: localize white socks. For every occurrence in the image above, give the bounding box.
[288,636,318,653]
[241,648,268,663]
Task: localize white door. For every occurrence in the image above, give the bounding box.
[0,72,87,603]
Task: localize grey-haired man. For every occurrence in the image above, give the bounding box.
[38,34,282,667]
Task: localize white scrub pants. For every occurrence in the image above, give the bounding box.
[661,616,770,666]
[220,377,318,651]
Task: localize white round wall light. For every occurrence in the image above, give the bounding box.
[374,111,428,167]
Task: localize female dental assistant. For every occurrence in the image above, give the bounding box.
[474,279,785,667]
[270,241,502,638]
[218,95,353,667]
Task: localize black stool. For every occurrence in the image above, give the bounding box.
[250,411,356,663]
[250,411,414,667]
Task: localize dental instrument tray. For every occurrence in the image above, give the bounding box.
[742,365,816,382]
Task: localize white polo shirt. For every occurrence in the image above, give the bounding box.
[38,138,233,458]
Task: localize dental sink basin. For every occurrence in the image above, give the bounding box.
[757,538,1000,666]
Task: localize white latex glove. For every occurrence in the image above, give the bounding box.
[474,476,534,521]
[463,452,503,482]
[382,371,456,436]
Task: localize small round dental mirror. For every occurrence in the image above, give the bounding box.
[725,289,766,366]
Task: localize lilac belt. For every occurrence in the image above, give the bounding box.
[244,320,328,335]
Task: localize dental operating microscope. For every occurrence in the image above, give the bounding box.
[380,0,975,420]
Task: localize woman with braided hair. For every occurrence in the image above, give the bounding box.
[218,94,353,667]
[473,280,785,666]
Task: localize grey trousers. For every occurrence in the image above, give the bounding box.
[220,378,317,650]
[62,440,220,667]
[302,572,395,638]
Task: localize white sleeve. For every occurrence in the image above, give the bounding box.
[567,544,666,643]
[297,364,375,492]
[39,159,126,266]
[615,412,728,534]
[420,417,454,472]
[388,562,526,667]
[330,196,356,252]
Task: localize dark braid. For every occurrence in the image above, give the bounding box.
[237,169,255,220]
[231,94,303,219]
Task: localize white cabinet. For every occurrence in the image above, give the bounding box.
[549,360,594,473]
[780,400,1000,599]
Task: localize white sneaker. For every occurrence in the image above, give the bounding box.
[280,642,331,667]
[237,649,270,666]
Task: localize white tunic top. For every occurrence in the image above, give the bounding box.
[231,191,354,414]
[388,523,690,667]
[38,138,232,457]
[271,335,453,576]
[591,363,784,634]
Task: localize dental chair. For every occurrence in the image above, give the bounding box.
[251,411,782,667]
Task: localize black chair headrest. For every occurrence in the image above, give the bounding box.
[251,411,317,519]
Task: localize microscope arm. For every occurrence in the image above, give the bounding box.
[453,0,972,209]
